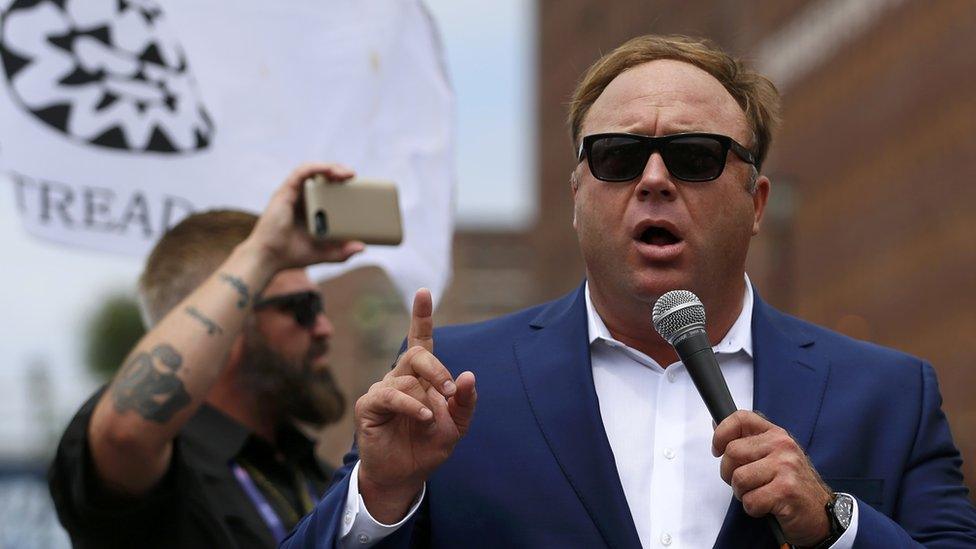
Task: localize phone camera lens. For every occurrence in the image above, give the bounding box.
[314,210,328,237]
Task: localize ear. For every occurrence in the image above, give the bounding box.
[751,175,770,236]
[570,168,581,229]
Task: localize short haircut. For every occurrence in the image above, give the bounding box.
[568,34,781,170]
[138,210,257,327]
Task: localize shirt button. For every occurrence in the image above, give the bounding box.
[661,532,672,546]
[667,371,676,382]
[358,533,370,544]
[344,513,352,525]
[663,448,675,460]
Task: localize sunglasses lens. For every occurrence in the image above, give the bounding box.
[663,136,727,181]
[295,308,314,328]
[254,292,325,328]
[294,294,323,327]
[589,136,650,181]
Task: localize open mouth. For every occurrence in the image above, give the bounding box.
[638,226,681,246]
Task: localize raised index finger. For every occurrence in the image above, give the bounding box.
[408,288,434,353]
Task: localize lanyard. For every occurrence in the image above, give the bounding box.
[231,460,322,543]
[231,461,289,543]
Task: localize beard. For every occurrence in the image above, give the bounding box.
[238,331,346,427]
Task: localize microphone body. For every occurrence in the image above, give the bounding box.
[673,329,737,424]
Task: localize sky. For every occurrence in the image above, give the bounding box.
[426,0,537,229]
[0,0,535,459]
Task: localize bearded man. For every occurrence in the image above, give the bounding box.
[49,165,364,548]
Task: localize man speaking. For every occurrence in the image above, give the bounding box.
[284,35,976,548]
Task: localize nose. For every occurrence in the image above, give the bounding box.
[635,152,677,201]
[311,311,334,338]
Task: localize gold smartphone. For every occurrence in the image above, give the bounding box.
[303,175,403,245]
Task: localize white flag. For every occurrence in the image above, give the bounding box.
[0,0,455,306]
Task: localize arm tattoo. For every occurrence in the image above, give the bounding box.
[185,306,223,336]
[112,344,191,423]
[219,273,250,308]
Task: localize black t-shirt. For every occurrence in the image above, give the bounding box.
[49,390,334,549]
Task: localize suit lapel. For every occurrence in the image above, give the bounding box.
[512,285,642,549]
[714,292,831,548]
[751,297,830,451]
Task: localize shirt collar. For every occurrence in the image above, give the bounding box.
[183,404,252,461]
[584,274,754,358]
[182,405,318,462]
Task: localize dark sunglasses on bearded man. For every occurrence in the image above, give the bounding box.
[578,132,756,183]
[253,291,324,328]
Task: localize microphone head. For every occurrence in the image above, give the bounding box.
[652,290,706,345]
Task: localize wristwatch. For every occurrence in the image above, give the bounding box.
[811,492,854,548]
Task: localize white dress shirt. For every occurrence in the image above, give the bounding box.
[339,276,858,548]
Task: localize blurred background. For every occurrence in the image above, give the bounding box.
[2,0,974,545]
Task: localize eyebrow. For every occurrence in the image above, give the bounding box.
[618,122,712,135]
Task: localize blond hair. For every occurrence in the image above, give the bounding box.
[568,34,781,170]
[138,210,257,327]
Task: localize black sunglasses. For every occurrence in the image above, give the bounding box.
[253,291,324,328]
[578,132,756,183]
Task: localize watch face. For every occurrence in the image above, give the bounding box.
[834,494,854,529]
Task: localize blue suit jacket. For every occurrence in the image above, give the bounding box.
[284,285,976,548]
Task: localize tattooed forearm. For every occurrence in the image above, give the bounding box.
[219,273,250,308]
[112,344,191,423]
[185,306,223,336]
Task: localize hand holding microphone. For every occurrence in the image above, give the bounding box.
[653,291,834,548]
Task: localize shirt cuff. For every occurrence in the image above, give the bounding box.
[338,460,426,548]
[825,493,859,549]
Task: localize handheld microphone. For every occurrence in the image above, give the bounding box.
[651,290,735,424]
[652,290,788,548]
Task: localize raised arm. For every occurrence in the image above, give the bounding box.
[87,163,364,496]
